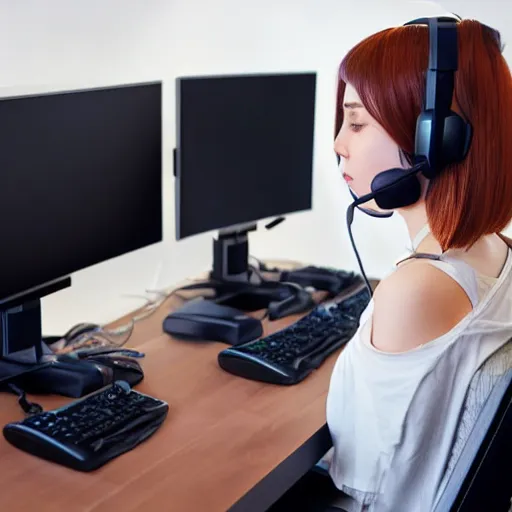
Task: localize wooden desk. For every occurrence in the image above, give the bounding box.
[0,275,355,512]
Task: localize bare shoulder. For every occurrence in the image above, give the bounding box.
[371,260,473,353]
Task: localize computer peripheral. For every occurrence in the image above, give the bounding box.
[0,359,51,387]
[175,72,315,243]
[279,266,361,297]
[0,81,162,397]
[218,285,371,385]
[82,355,144,386]
[174,72,316,305]
[3,380,168,472]
[163,298,263,345]
[212,278,299,312]
[175,276,315,320]
[11,353,144,398]
[267,284,315,320]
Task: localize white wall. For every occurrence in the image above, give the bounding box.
[0,0,510,334]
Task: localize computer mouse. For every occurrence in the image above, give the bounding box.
[86,355,144,387]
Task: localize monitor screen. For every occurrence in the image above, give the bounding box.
[175,72,316,239]
[0,82,162,301]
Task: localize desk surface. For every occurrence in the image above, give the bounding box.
[0,272,357,512]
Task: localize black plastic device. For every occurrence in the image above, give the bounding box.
[0,81,162,396]
[174,72,316,292]
[3,380,168,472]
[163,299,263,345]
[9,353,144,398]
[218,286,370,385]
[280,266,360,297]
[267,286,315,320]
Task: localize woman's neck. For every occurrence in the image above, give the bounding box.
[398,200,430,243]
[398,200,446,254]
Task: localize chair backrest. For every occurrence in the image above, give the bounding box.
[433,368,512,512]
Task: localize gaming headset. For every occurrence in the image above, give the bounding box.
[342,15,473,293]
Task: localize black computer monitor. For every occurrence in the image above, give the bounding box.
[174,72,316,283]
[0,82,162,365]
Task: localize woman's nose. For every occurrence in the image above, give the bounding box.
[334,134,349,161]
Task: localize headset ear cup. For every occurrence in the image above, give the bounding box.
[442,112,472,165]
[371,168,422,210]
[462,121,472,159]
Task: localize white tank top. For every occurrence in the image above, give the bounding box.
[326,232,512,512]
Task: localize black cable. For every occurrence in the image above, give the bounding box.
[248,264,269,284]
[249,255,282,274]
[344,161,428,297]
[7,383,43,416]
[346,204,373,296]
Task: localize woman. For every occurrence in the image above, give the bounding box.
[325,17,512,512]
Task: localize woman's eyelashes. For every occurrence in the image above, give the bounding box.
[350,123,366,133]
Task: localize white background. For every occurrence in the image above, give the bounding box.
[0,0,509,334]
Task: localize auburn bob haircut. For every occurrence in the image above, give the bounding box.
[335,20,512,250]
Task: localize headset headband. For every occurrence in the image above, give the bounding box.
[404,15,465,176]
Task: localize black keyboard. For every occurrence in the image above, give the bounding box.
[218,286,370,385]
[3,380,168,472]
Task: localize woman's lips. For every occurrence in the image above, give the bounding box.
[343,172,353,183]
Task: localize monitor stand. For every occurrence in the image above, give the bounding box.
[194,224,293,311]
[0,278,107,397]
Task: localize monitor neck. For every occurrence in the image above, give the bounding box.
[211,225,257,283]
[1,277,71,363]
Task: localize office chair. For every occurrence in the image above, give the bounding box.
[433,367,512,512]
[271,361,512,512]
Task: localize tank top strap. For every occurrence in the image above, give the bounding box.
[498,233,512,248]
[396,252,442,265]
[396,251,480,308]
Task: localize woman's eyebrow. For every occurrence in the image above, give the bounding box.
[343,101,363,109]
